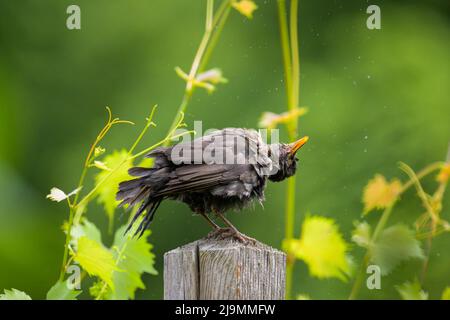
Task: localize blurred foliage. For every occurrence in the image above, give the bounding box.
[0,0,449,299]
[396,279,428,300]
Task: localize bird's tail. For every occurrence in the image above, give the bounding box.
[116,167,162,237]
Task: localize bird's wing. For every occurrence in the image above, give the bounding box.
[146,128,273,174]
[152,163,260,198]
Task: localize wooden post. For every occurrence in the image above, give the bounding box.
[164,238,286,300]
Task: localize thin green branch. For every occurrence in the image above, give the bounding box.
[166,0,232,143]
[277,0,293,113]
[128,105,158,154]
[76,112,191,209]
[58,0,234,292]
[198,1,232,73]
[277,0,301,300]
[399,162,439,222]
[290,0,300,114]
[58,108,134,281]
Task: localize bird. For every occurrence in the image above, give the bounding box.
[117,128,309,243]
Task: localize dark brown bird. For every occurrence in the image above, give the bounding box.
[117,128,308,243]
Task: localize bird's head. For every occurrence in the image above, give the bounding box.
[268,136,309,182]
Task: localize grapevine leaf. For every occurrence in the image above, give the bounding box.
[105,225,158,300]
[71,218,102,245]
[363,174,402,214]
[352,221,372,248]
[442,286,450,300]
[396,279,428,300]
[0,288,31,300]
[371,224,424,275]
[232,0,258,19]
[46,280,81,300]
[94,150,133,228]
[73,236,118,291]
[283,215,352,282]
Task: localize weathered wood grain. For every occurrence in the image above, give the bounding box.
[164,238,286,300]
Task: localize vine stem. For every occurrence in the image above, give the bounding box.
[277,0,300,300]
[58,106,161,281]
[77,116,193,210]
[418,148,449,283]
[93,1,234,298]
[165,0,232,143]
[58,0,234,288]
[277,0,293,111]
[289,0,300,116]
[348,161,444,299]
[58,108,134,281]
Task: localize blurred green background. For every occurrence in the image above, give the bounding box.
[0,0,449,299]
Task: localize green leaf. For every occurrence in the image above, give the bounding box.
[71,218,102,245]
[73,236,118,291]
[46,280,81,300]
[371,224,424,275]
[104,225,158,300]
[352,221,371,248]
[283,215,352,282]
[0,288,31,300]
[396,279,428,300]
[442,286,450,300]
[95,150,133,229]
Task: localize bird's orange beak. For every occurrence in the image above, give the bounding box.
[289,136,309,155]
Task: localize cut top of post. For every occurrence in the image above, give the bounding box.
[164,238,286,300]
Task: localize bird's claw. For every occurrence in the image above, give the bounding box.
[207,227,257,245]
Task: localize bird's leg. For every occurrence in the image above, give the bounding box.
[215,212,257,245]
[200,213,221,230]
[202,213,236,239]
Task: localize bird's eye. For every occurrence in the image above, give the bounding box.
[295,157,299,162]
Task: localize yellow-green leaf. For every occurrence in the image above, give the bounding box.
[73,236,118,291]
[46,280,81,300]
[363,174,402,214]
[442,286,450,300]
[232,0,258,19]
[436,163,450,183]
[70,219,102,247]
[396,279,428,300]
[95,150,133,228]
[0,288,31,300]
[283,215,352,281]
[103,225,158,300]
